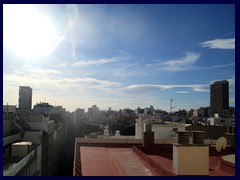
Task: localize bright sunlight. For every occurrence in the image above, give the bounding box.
[3,4,57,59]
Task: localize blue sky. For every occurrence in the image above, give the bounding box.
[3,4,235,112]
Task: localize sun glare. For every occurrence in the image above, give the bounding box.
[3,5,57,59]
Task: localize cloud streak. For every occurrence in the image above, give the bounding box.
[121,84,209,94]
[72,58,116,66]
[153,52,234,72]
[176,91,190,94]
[72,52,133,67]
[157,52,200,71]
[3,65,122,97]
[200,38,235,49]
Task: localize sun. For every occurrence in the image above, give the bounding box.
[3,4,57,59]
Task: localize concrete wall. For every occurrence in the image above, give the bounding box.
[152,125,185,139]
[136,122,186,139]
[24,131,43,145]
[27,121,55,134]
[3,120,11,137]
[173,144,209,175]
[135,122,143,139]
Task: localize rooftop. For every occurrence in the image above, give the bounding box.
[74,142,235,176]
[80,147,155,176]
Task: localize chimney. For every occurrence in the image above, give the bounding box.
[192,131,205,145]
[143,123,154,146]
[173,131,209,175]
[177,131,190,144]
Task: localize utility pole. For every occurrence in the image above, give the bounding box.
[170,98,176,122]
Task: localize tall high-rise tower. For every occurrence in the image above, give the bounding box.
[18,86,32,111]
[210,80,229,115]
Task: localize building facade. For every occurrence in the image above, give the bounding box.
[210,80,229,116]
[18,86,32,111]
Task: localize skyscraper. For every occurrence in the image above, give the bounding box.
[210,80,229,115]
[18,86,32,111]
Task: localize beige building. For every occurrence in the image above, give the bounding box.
[135,114,190,140]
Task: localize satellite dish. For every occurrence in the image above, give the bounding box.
[216,137,227,152]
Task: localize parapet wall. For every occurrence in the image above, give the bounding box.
[133,146,175,176]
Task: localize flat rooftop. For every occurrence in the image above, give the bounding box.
[80,147,155,176]
[75,143,235,176]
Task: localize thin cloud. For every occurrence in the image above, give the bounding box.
[154,52,234,72]
[67,4,79,60]
[192,85,209,92]
[72,52,133,67]
[4,66,122,96]
[121,84,209,94]
[157,52,200,71]
[72,77,121,88]
[190,63,235,71]
[200,38,235,49]
[72,58,116,66]
[120,84,169,94]
[58,62,69,67]
[176,91,190,94]
[15,65,62,78]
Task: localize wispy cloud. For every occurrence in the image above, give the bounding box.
[15,65,62,79]
[4,65,122,96]
[72,58,116,66]
[121,84,209,94]
[58,62,69,67]
[70,77,121,88]
[120,85,169,94]
[191,63,235,71]
[192,85,209,92]
[153,52,234,72]
[200,38,235,49]
[66,4,79,60]
[156,52,200,71]
[176,91,190,94]
[72,52,133,67]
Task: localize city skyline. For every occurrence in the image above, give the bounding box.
[3,4,235,112]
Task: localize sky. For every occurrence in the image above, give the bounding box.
[3,4,235,112]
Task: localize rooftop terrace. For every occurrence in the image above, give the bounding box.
[74,139,235,176]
